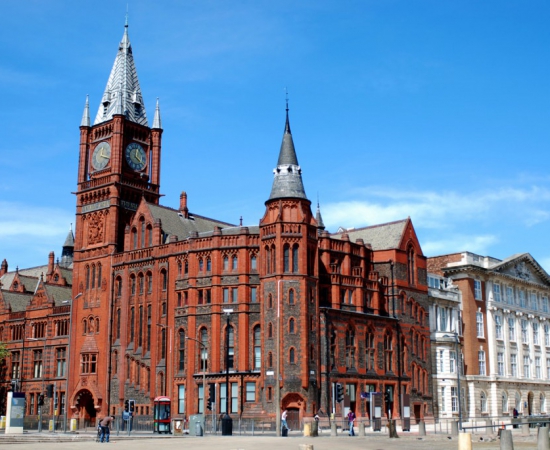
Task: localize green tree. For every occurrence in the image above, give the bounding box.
[0,342,8,363]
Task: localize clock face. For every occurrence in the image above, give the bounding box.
[91,142,111,170]
[125,142,147,171]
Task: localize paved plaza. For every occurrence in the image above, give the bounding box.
[0,430,542,450]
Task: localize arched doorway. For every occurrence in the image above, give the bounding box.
[74,389,97,427]
[528,392,534,416]
[282,393,305,430]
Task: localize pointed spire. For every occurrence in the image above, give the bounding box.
[152,98,162,129]
[268,98,307,201]
[80,95,90,127]
[94,19,148,126]
[315,198,325,232]
[61,224,75,268]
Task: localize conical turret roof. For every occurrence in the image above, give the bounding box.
[94,20,148,126]
[268,107,307,201]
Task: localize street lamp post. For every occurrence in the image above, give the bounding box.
[186,336,207,436]
[63,292,82,433]
[222,309,233,436]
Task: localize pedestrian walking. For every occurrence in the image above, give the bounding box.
[347,410,356,436]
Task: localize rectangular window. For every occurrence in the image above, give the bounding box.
[533,322,540,345]
[81,354,97,374]
[250,287,257,303]
[451,387,458,412]
[440,387,446,412]
[449,350,456,373]
[198,384,204,413]
[547,358,550,379]
[11,351,21,379]
[223,288,229,303]
[493,283,501,302]
[478,350,486,376]
[497,352,504,376]
[521,320,529,344]
[495,315,503,339]
[232,288,238,303]
[531,293,538,311]
[56,348,67,377]
[33,350,43,378]
[509,318,516,341]
[519,290,526,308]
[545,324,550,346]
[439,308,448,332]
[543,296,549,313]
[220,383,238,413]
[511,354,517,376]
[428,276,440,289]
[476,312,484,338]
[523,355,530,378]
[506,286,514,305]
[439,350,445,373]
[535,356,541,379]
[474,280,482,300]
[246,382,256,402]
[178,385,185,414]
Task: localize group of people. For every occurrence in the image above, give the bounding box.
[281,408,357,437]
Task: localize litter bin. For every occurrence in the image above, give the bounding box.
[311,421,319,437]
[221,414,233,436]
[282,426,288,437]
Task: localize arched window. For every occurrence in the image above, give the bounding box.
[198,258,204,272]
[85,265,90,290]
[116,308,121,339]
[384,331,393,373]
[138,306,143,347]
[178,261,182,276]
[292,244,299,272]
[271,245,276,274]
[133,228,138,249]
[206,258,211,272]
[268,351,273,368]
[251,255,257,271]
[346,327,356,369]
[200,328,209,371]
[116,277,122,297]
[289,348,295,364]
[223,256,229,271]
[253,326,261,369]
[161,269,167,291]
[289,318,295,334]
[232,255,238,271]
[283,244,290,272]
[265,246,270,274]
[268,322,273,338]
[138,273,144,294]
[113,351,118,375]
[178,329,185,371]
[147,272,152,293]
[83,319,87,334]
[97,263,102,289]
[140,220,145,248]
[541,394,546,414]
[480,391,488,413]
[268,294,273,309]
[130,307,135,342]
[147,224,153,247]
[366,330,375,371]
[91,265,96,289]
[226,326,234,370]
[184,260,188,275]
[289,289,295,305]
[407,245,415,285]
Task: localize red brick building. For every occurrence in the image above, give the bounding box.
[1,22,433,427]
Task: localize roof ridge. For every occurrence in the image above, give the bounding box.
[331,218,408,234]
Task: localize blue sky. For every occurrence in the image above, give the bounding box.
[1,1,549,272]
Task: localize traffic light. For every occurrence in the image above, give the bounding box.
[46,384,54,398]
[124,399,129,412]
[207,384,215,411]
[336,383,344,403]
[38,394,45,406]
[128,399,135,413]
[384,389,391,405]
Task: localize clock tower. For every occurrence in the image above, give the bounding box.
[75,20,162,254]
[69,20,162,420]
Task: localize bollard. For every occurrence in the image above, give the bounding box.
[303,423,311,437]
[299,445,314,450]
[418,420,426,436]
[358,422,365,437]
[451,421,459,436]
[538,425,550,450]
[500,429,514,450]
[521,418,530,436]
[330,421,337,436]
[458,432,472,450]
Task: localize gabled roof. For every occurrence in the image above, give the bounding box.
[0,291,32,312]
[490,253,550,286]
[146,203,235,242]
[331,219,409,251]
[93,21,148,126]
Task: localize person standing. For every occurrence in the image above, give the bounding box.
[99,415,115,443]
[347,410,356,436]
[281,409,289,432]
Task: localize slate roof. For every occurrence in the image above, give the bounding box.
[93,21,148,126]
[147,203,235,242]
[331,219,408,251]
[1,291,31,312]
[198,225,260,238]
[269,109,307,201]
